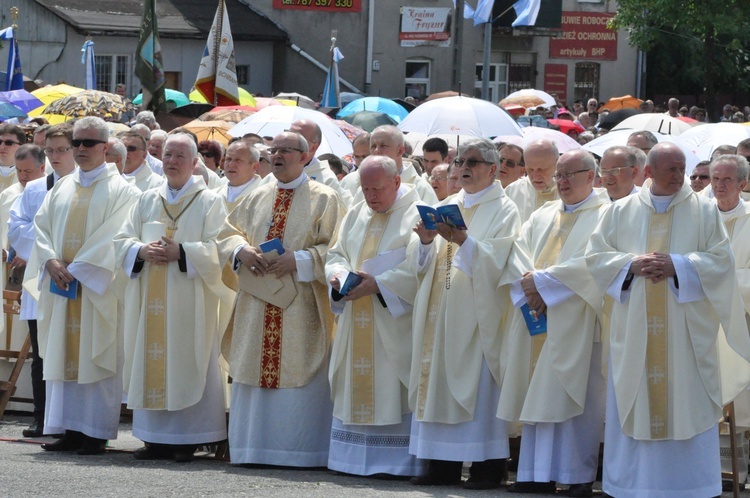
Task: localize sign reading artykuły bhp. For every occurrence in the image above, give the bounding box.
[548,12,618,61]
[399,7,452,47]
[272,0,361,12]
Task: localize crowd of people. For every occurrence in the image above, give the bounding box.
[1,96,750,498]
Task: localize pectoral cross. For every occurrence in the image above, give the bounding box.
[353,358,372,376]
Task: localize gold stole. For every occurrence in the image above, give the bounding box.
[535,187,557,210]
[415,204,478,419]
[724,217,737,239]
[62,185,94,382]
[350,212,390,424]
[644,211,673,439]
[220,198,242,292]
[529,211,579,377]
[0,173,14,195]
[142,196,195,409]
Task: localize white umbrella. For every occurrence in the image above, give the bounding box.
[274,92,316,110]
[495,127,581,153]
[500,89,557,109]
[612,114,692,136]
[228,106,352,157]
[672,122,750,160]
[398,96,523,138]
[583,129,701,174]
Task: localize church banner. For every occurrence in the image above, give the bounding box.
[549,12,618,61]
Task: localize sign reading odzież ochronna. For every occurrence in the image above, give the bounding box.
[549,12,618,61]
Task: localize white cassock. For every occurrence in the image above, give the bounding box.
[28,163,136,439]
[408,181,522,462]
[0,182,27,350]
[123,162,165,192]
[586,183,750,498]
[325,184,425,476]
[259,158,351,206]
[505,176,558,223]
[217,174,345,467]
[146,154,163,176]
[214,174,261,212]
[115,176,234,445]
[501,189,609,485]
[350,161,438,206]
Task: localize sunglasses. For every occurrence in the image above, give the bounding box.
[200,151,216,158]
[0,139,19,147]
[72,139,107,148]
[126,145,143,152]
[690,174,709,181]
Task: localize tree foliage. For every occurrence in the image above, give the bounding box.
[612,0,750,116]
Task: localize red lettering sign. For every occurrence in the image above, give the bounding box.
[549,12,617,61]
[273,0,361,13]
[544,64,568,103]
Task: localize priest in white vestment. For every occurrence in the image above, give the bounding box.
[120,131,164,192]
[214,141,261,212]
[408,138,522,490]
[9,126,78,438]
[0,123,22,195]
[217,131,345,467]
[340,132,370,195]
[710,154,750,483]
[600,146,641,201]
[505,139,559,222]
[325,156,425,477]
[585,143,750,498]
[114,134,234,462]
[346,126,437,205]
[30,117,137,455]
[501,150,609,497]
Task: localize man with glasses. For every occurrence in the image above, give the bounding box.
[409,138,523,490]
[10,125,78,438]
[502,149,608,498]
[689,161,711,192]
[120,131,164,192]
[428,163,450,201]
[130,123,163,176]
[30,116,137,455]
[497,143,526,189]
[586,142,750,497]
[0,123,24,193]
[218,131,345,468]
[506,140,560,222]
[600,146,640,200]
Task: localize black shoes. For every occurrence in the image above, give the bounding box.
[134,443,197,463]
[41,430,107,455]
[22,421,44,438]
[410,459,463,486]
[172,445,197,463]
[464,458,508,490]
[567,482,594,497]
[508,480,557,494]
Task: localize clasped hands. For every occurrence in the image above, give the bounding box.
[237,244,296,277]
[413,220,467,246]
[629,252,676,284]
[329,272,379,301]
[138,236,181,265]
[521,271,547,315]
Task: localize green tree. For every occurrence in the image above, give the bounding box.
[613,0,750,119]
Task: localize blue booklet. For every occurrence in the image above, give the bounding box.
[417,204,468,230]
[521,303,547,336]
[260,237,285,255]
[331,272,364,302]
[50,278,78,300]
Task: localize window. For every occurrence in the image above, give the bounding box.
[474,63,508,102]
[236,65,249,85]
[574,62,599,103]
[405,60,430,100]
[95,55,131,95]
[508,64,534,94]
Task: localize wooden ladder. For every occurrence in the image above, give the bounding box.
[0,288,31,418]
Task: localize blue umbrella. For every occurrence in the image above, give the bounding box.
[0,101,26,119]
[337,97,409,123]
[0,89,43,113]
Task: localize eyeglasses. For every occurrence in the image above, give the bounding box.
[126,145,144,153]
[453,158,491,168]
[199,151,215,158]
[43,147,72,155]
[72,139,106,148]
[499,158,521,168]
[0,140,19,147]
[428,175,447,182]
[599,166,633,177]
[268,147,304,155]
[259,157,270,163]
[689,174,710,181]
[553,169,590,182]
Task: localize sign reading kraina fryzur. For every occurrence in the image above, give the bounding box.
[272,0,361,13]
[400,7,452,47]
[549,12,617,61]
[544,64,568,103]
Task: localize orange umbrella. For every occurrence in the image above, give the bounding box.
[182,119,233,145]
[200,107,257,123]
[600,95,643,112]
